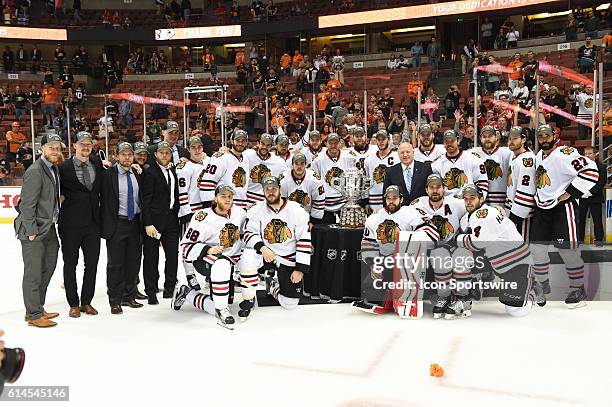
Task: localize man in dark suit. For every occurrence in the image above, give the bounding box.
[383,141,432,205]
[14,134,63,328]
[58,131,103,318]
[578,146,608,246]
[100,142,144,314]
[142,141,180,304]
[146,120,189,167]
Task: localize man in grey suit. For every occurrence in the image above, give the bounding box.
[14,134,63,328]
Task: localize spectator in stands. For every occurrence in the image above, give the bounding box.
[387,54,398,70]
[6,122,26,163]
[15,45,27,71]
[512,78,529,106]
[72,0,82,23]
[521,51,538,91]
[54,44,66,74]
[462,40,477,76]
[149,50,160,73]
[327,71,341,93]
[291,49,304,77]
[411,41,423,68]
[31,45,42,73]
[481,17,493,50]
[123,15,132,28]
[253,71,265,96]
[444,85,461,114]
[101,8,112,28]
[17,141,33,170]
[486,55,501,93]
[331,49,345,85]
[565,13,578,41]
[230,1,240,22]
[202,47,215,70]
[181,0,191,22]
[577,37,598,74]
[331,98,349,129]
[397,54,410,69]
[0,153,9,185]
[111,11,122,29]
[583,10,600,39]
[0,87,8,120]
[544,85,566,128]
[428,36,441,79]
[266,0,277,21]
[119,99,133,129]
[279,52,291,77]
[59,71,74,89]
[12,85,28,122]
[3,46,14,73]
[507,52,523,90]
[251,0,264,22]
[28,84,42,116]
[494,80,512,100]
[42,83,58,127]
[506,24,519,48]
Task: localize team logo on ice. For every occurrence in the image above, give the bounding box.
[443,168,468,190]
[250,164,271,184]
[325,167,344,186]
[376,219,400,244]
[431,215,454,239]
[263,219,293,244]
[219,223,240,248]
[288,189,310,208]
[535,165,551,189]
[232,167,247,187]
[475,208,488,218]
[483,159,503,180]
[373,164,387,183]
[194,211,207,222]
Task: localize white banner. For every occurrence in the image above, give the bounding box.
[353,62,364,69]
[0,186,20,223]
[557,42,571,51]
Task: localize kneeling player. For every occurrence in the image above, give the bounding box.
[455,185,542,317]
[353,185,440,318]
[174,184,247,329]
[242,176,312,314]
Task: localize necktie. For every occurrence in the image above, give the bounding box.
[166,169,171,189]
[81,162,92,190]
[404,166,412,196]
[51,165,60,220]
[126,171,135,221]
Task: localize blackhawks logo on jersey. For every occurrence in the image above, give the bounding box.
[483,159,503,180]
[212,151,225,158]
[443,168,468,190]
[522,158,534,167]
[373,164,387,184]
[431,215,454,239]
[376,219,400,244]
[475,208,488,218]
[325,167,344,185]
[232,167,247,187]
[288,189,310,208]
[560,147,575,155]
[356,157,366,171]
[585,98,594,109]
[263,219,293,244]
[219,223,240,248]
[535,165,551,189]
[250,163,271,184]
[194,211,207,222]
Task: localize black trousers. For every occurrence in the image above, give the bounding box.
[143,211,179,296]
[320,210,339,225]
[578,199,604,243]
[59,222,101,307]
[106,218,142,306]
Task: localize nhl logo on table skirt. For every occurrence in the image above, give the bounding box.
[327,249,337,260]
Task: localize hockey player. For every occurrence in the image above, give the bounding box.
[413,124,445,164]
[432,130,488,199]
[353,185,440,316]
[531,124,599,308]
[363,130,398,211]
[311,133,358,223]
[280,152,326,225]
[241,176,312,314]
[472,125,513,206]
[505,126,536,240]
[274,134,293,169]
[176,136,208,291]
[174,184,247,329]
[198,129,250,209]
[455,184,539,317]
[348,126,378,171]
[300,129,326,165]
[410,174,471,319]
[243,133,287,205]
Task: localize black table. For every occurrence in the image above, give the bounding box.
[305,224,364,301]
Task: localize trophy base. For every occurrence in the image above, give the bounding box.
[338,206,367,228]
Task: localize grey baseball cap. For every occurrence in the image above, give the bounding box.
[292,152,307,164]
[233,129,248,140]
[375,129,389,139]
[508,126,525,138]
[426,173,444,186]
[419,124,432,135]
[384,185,402,197]
[188,136,202,147]
[133,141,148,153]
[260,133,274,143]
[537,124,554,137]
[276,134,289,145]
[327,133,340,142]
[156,141,172,152]
[481,125,496,135]
[166,120,180,131]
[215,183,236,196]
[262,175,280,189]
[461,184,483,198]
[117,142,133,153]
[351,126,365,135]
[309,130,321,140]
[41,134,62,146]
[443,129,458,140]
[76,131,93,144]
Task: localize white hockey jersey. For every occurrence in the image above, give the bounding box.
[274,150,293,170]
[534,146,599,209]
[176,159,206,218]
[505,149,536,219]
[311,150,358,212]
[349,144,379,172]
[431,150,488,199]
[198,151,250,209]
[569,92,598,123]
[410,195,466,243]
[280,168,326,220]
[472,146,513,206]
[180,206,247,266]
[361,206,439,259]
[243,200,312,272]
[363,150,399,209]
[413,144,445,164]
[300,146,327,165]
[456,204,531,274]
[243,149,288,205]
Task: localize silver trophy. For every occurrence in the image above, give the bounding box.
[331,166,371,228]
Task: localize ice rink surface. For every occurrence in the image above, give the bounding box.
[1,224,611,407]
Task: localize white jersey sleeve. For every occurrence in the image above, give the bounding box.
[198,152,227,204]
[506,151,536,219]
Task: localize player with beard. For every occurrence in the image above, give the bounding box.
[174,184,247,329]
[241,176,312,314]
[472,125,513,207]
[364,130,398,212]
[353,185,439,316]
[410,174,471,319]
[311,133,358,223]
[133,142,150,170]
[280,153,326,224]
[531,124,599,308]
[455,185,543,316]
[505,126,536,240]
[198,129,250,209]
[432,130,488,199]
[300,130,326,165]
[413,124,445,164]
[243,133,287,205]
[348,126,378,171]
[274,134,293,169]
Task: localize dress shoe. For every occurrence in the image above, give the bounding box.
[28,318,57,328]
[69,307,81,318]
[148,295,159,305]
[135,291,148,300]
[24,310,60,321]
[80,305,98,315]
[111,305,123,314]
[121,299,143,308]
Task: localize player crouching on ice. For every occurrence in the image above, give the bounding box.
[352,185,440,318]
[455,185,544,317]
[173,184,247,329]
